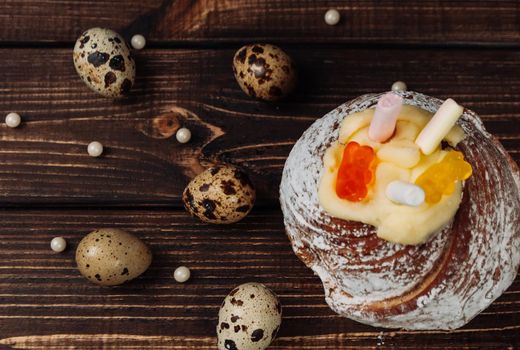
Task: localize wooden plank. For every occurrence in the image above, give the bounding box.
[0,209,518,349]
[1,1,520,44]
[0,47,519,205]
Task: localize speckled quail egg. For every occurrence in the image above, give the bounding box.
[182,165,256,224]
[75,228,152,286]
[232,44,297,101]
[73,28,136,98]
[217,283,282,350]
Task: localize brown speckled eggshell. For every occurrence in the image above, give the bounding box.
[75,228,152,286]
[182,165,256,224]
[233,44,296,101]
[73,27,136,98]
[217,283,282,350]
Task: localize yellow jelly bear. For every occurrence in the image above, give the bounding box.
[415,151,472,204]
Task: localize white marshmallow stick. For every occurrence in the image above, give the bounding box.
[368,92,403,142]
[385,180,425,207]
[415,98,464,155]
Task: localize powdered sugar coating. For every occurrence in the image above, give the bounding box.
[279,91,520,330]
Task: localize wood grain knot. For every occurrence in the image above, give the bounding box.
[138,106,198,139]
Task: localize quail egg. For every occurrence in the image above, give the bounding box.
[183,165,255,224]
[73,27,136,98]
[232,44,296,101]
[217,282,282,350]
[75,228,152,286]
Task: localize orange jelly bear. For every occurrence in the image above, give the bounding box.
[415,150,472,204]
[336,141,377,202]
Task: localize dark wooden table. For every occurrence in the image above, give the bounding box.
[0,1,518,349]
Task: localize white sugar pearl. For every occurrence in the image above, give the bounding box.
[5,112,21,128]
[176,127,191,144]
[391,81,407,91]
[174,266,191,283]
[87,141,103,157]
[131,34,146,50]
[324,9,341,26]
[251,61,266,78]
[50,237,67,253]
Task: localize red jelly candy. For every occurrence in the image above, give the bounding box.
[335,141,377,202]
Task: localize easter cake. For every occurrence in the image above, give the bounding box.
[279,91,520,329]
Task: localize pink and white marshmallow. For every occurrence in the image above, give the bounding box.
[368,92,403,142]
[415,98,463,155]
